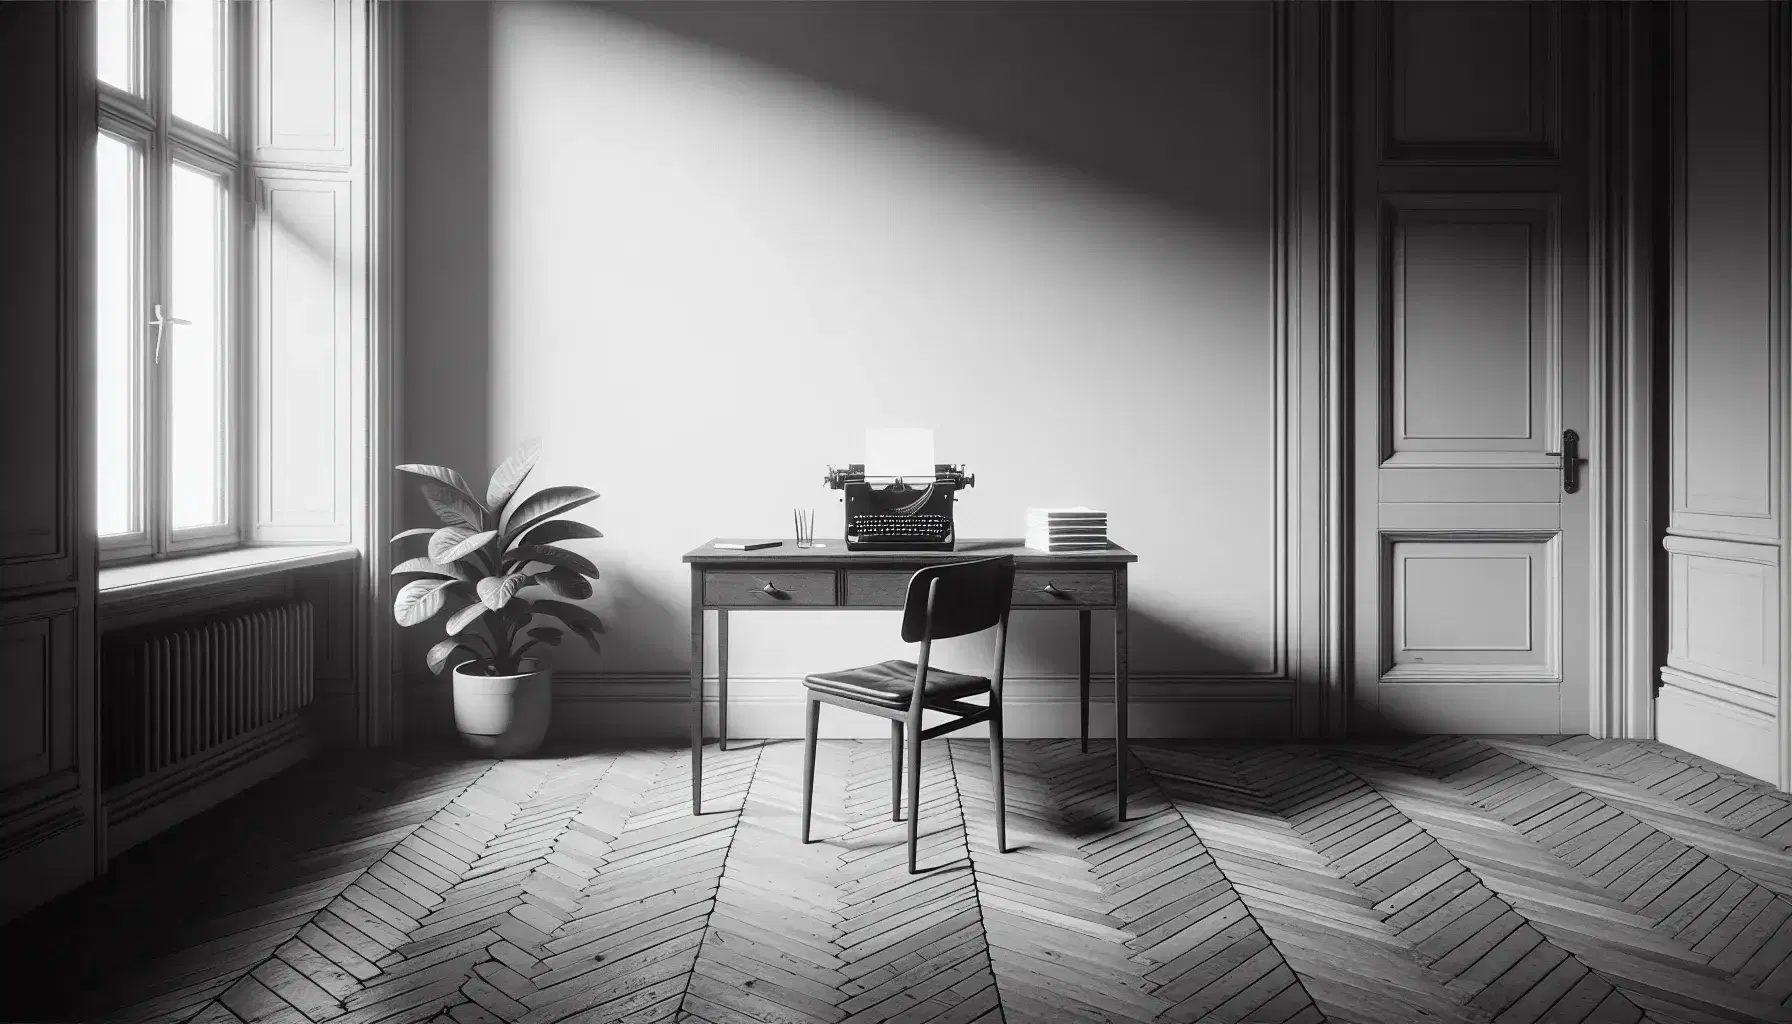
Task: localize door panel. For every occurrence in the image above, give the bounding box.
[1386,535,1559,680]
[1666,537,1778,698]
[1660,0,1790,787]
[1389,198,1556,451]
[1384,1,1557,161]
[0,3,98,924]
[1353,2,1588,734]
[0,602,75,795]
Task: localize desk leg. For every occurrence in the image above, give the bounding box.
[1078,610,1091,754]
[1115,573,1130,821]
[717,610,729,752]
[691,570,704,815]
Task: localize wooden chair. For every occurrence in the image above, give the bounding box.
[800,555,1015,873]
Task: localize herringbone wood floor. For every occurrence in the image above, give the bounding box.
[5,738,1792,1024]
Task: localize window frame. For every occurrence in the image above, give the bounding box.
[97,0,248,565]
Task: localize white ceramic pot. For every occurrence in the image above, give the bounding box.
[452,660,551,756]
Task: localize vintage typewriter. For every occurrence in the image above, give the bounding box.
[824,463,975,551]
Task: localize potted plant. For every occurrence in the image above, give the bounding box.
[391,438,603,756]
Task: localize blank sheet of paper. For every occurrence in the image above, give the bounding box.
[865,428,935,479]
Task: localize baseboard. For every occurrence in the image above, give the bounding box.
[542,672,1297,740]
[1370,681,1564,734]
[1657,671,1779,784]
[102,713,319,858]
[0,808,92,925]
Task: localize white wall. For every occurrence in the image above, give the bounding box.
[403,1,1295,738]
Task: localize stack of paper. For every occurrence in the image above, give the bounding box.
[1024,507,1109,552]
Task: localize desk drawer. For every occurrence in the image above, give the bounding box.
[1011,571,1114,607]
[704,571,836,607]
[845,571,912,607]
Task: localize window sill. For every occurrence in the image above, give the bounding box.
[99,545,359,609]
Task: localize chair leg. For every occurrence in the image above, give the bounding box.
[801,695,820,843]
[890,720,903,821]
[906,716,923,873]
[990,705,1007,855]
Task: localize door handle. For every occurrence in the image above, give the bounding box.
[1546,429,1580,494]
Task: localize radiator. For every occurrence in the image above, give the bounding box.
[103,601,315,789]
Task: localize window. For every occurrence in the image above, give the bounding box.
[95,0,242,562]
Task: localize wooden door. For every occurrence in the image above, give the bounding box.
[1351,3,1592,733]
[1658,3,1791,787]
[0,3,99,921]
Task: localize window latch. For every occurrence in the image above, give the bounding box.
[148,303,191,364]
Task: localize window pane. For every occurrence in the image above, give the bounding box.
[97,0,134,92]
[169,163,226,530]
[96,133,140,537]
[171,0,222,132]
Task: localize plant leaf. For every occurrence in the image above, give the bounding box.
[430,526,496,565]
[510,519,603,550]
[422,481,485,530]
[503,543,599,577]
[427,638,484,675]
[477,572,532,611]
[526,626,564,645]
[391,556,469,582]
[397,464,482,509]
[394,579,459,627]
[500,596,535,629]
[532,598,604,651]
[487,438,543,514]
[445,601,490,636]
[501,485,598,544]
[392,527,437,544]
[535,566,592,600]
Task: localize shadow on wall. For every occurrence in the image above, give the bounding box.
[401,0,1284,735]
[604,0,1269,227]
[526,0,1275,677]
[400,0,494,704]
[1126,605,1264,677]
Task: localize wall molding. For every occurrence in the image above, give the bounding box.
[1282,0,1350,735]
[1260,0,1295,687]
[359,0,403,748]
[1319,0,1352,739]
[0,1,100,925]
[1656,1,1792,789]
[1586,0,1660,740]
[1660,666,1775,719]
[1772,0,1792,791]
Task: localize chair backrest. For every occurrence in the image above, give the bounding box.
[900,555,1016,643]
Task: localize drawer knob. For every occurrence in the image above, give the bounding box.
[1042,581,1072,598]
[760,581,784,597]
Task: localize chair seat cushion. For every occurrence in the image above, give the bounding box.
[803,659,990,709]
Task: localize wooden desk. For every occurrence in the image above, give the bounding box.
[683,538,1138,818]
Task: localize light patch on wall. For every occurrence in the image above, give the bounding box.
[464,2,1277,683]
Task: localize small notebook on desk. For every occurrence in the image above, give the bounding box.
[712,540,782,551]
